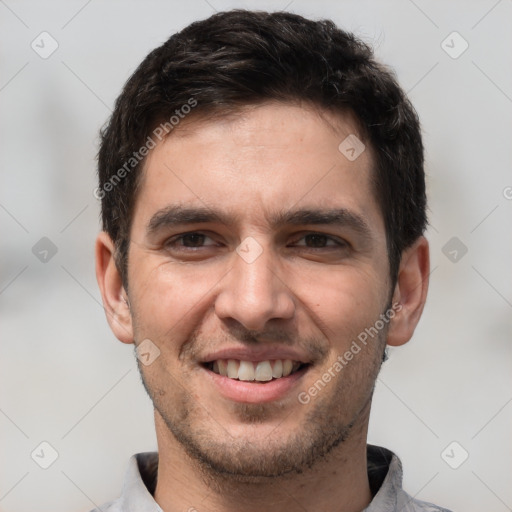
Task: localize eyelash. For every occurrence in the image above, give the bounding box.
[290,233,347,249]
[166,232,218,249]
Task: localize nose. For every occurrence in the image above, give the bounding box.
[214,243,295,331]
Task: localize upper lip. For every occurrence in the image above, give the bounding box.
[199,346,313,364]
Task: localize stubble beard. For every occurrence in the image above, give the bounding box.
[138,338,385,482]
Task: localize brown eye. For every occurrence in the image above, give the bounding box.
[292,233,346,249]
[166,232,217,250]
[304,234,329,248]
[180,233,207,247]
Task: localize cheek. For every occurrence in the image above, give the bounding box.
[293,264,387,343]
[128,256,222,344]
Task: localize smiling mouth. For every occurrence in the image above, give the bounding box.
[202,359,309,382]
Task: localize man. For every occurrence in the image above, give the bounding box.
[94,9,451,512]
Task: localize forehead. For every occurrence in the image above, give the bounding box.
[131,102,383,235]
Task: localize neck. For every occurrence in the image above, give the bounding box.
[153,411,372,512]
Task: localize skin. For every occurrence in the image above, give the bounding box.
[96,102,430,512]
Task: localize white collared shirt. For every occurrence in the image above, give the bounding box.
[91,446,452,512]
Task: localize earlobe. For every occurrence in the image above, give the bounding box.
[386,236,430,347]
[95,231,134,344]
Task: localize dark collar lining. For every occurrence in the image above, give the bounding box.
[137,445,392,498]
[138,452,159,496]
[367,444,394,497]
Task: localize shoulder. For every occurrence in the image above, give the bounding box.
[397,490,453,512]
[88,500,120,512]
[366,445,453,512]
[88,452,160,512]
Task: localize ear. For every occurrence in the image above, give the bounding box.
[386,236,430,347]
[95,231,134,344]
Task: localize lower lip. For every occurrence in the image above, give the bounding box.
[203,365,310,404]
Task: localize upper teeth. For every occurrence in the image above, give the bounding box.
[211,359,301,381]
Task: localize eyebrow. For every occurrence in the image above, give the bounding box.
[273,208,373,240]
[147,206,227,236]
[146,205,373,240]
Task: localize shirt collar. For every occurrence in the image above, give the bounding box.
[119,445,404,511]
[118,452,162,512]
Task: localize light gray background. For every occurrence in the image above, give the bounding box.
[1,1,511,511]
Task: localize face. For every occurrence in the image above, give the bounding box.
[125,103,392,478]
